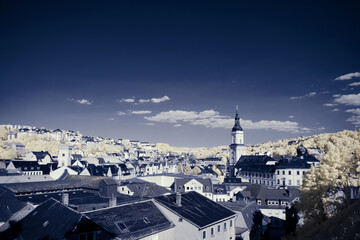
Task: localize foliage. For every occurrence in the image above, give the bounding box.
[192,166,201,175]
[250,210,263,240]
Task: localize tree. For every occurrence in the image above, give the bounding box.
[184,163,192,175]
[192,166,201,175]
[284,206,299,236]
[250,211,263,240]
[177,163,183,173]
[0,126,9,141]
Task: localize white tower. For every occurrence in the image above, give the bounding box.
[58,143,71,167]
[228,106,246,177]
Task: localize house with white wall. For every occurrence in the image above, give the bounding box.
[154,191,236,240]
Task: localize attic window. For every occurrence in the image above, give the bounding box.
[143,217,150,224]
[43,221,49,227]
[115,221,128,232]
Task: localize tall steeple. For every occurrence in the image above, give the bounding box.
[232,106,243,132]
[228,106,246,177]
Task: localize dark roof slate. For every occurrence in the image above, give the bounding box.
[0,198,113,240]
[85,200,173,239]
[154,191,236,228]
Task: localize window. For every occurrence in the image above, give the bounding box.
[277,179,280,184]
[297,180,300,185]
[297,171,300,175]
[143,217,150,224]
[224,222,227,230]
[230,220,233,227]
[203,231,206,239]
[288,171,291,175]
[277,170,279,174]
[288,180,292,185]
[187,187,189,190]
[211,227,214,236]
[115,221,128,232]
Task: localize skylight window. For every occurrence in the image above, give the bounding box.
[143,217,150,224]
[115,221,129,232]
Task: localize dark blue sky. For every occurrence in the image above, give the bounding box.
[1,1,360,147]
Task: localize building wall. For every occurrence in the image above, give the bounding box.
[275,168,308,188]
[139,227,174,240]
[58,145,71,167]
[260,208,286,220]
[138,175,175,188]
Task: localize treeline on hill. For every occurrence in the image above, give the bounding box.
[249,130,360,239]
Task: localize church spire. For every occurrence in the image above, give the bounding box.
[232,105,243,131]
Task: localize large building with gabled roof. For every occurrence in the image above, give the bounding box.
[154,191,236,240]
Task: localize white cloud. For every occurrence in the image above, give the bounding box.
[151,96,170,103]
[348,82,360,87]
[331,108,340,112]
[346,115,360,125]
[290,92,317,100]
[335,72,360,81]
[334,93,360,106]
[107,117,115,121]
[67,98,92,105]
[318,126,326,131]
[346,108,360,115]
[117,111,126,116]
[323,103,338,107]
[138,96,171,104]
[300,127,312,133]
[145,109,303,133]
[131,110,152,115]
[146,123,155,126]
[288,115,294,119]
[139,99,150,103]
[174,124,182,127]
[333,94,341,98]
[118,98,135,103]
[344,108,360,125]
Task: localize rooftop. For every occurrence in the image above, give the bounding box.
[154,191,236,229]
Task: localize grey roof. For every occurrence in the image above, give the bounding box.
[275,158,311,169]
[220,201,259,230]
[213,184,228,194]
[2,176,115,194]
[0,187,25,222]
[241,185,300,208]
[85,200,173,239]
[16,190,140,207]
[154,191,236,229]
[235,155,276,168]
[0,198,113,240]
[32,151,52,161]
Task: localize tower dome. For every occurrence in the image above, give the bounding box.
[232,106,243,132]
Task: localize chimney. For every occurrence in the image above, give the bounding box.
[109,194,117,207]
[62,193,69,206]
[176,192,182,207]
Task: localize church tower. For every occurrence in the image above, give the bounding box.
[228,106,246,177]
[58,143,71,167]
